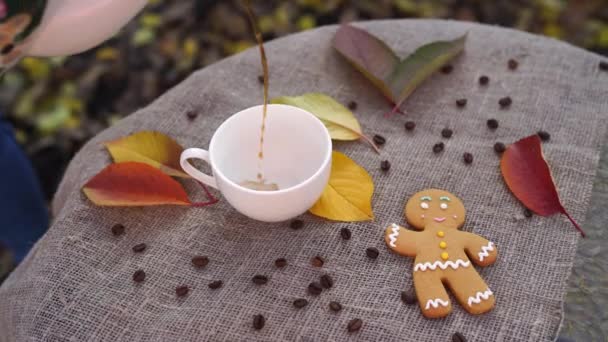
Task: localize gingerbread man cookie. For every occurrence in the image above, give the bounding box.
[385,189,497,318]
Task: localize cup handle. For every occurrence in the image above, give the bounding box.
[180,148,218,189]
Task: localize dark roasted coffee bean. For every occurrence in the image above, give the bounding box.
[373,134,386,145]
[132,270,146,283]
[487,119,499,130]
[348,101,358,110]
[275,258,287,268]
[380,160,391,172]
[366,247,379,259]
[320,274,334,289]
[537,130,551,142]
[440,64,453,74]
[257,75,264,84]
[479,75,489,85]
[456,98,467,107]
[404,121,416,131]
[508,59,518,70]
[175,286,189,297]
[452,331,468,342]
[600,61,608,71]
[111,224,125,236]
[132,243,147,253]
[311,256,325,268]
[253,314,265,330]
[433,142,445,154]
[494,142,506,154]
[499,97,512,108]
[290,219,304,230]
[463,153,474,165]
[329,301,342,312]
[192,256,209,268]
[208,280,223,289]
[186,111,198,120]
[308,282,323,295]
[523,208,533,218]
[441,128,453,138]
[401,290,417,304]
[252,275,269,285]
[340,228,352,240]
[293,298,308,308]
[347,318,363,332]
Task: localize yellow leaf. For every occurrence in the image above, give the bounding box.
[309,151,374,221]
[271,93,379,153]
[104,131,189,178]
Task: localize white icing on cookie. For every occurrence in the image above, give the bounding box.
[478,242,495,262]
[388,223,400,248]
[467,289,493,306]
[425,298,450,310]
[414,259,470,272]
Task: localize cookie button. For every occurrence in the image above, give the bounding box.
[439,241,447,249]
[441,252,449,260]
[437,231,445,237]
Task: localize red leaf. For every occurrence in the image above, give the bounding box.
[83,162,191,206]
[500,135,585,237]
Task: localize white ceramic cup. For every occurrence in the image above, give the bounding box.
[180,104,332,222]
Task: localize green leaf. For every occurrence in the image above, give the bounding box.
[333,24,466,111]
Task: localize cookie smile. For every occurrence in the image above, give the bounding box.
[433,217,446,222]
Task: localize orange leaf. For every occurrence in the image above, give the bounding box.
[500,135,584,237]
[104,131,189,178]
[83,162,191,206]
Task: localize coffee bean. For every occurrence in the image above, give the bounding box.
[257,75,264,84]
[440,64,453,74]
[600,61,608,71]
[404,121,416,131]
[132,243,147,253]
[348,101,358,110]
[311,256,325,268]
[340,228,352,240]
[441,128,453,138]
[452,331,468,342]
[463,153,474,165]
[347,318,363,332]
[290,219,304,230]
[433,142,445,154]
[208,280,223,289]
[494,142,506,154]
[537,130,551,142]
[186,111,198,120]
[401,290,417,304]
[111,224,125,236]
[329,301,342,312]
[373,134,386,145]
[320,274,334,289]
[293,298,308,308]
[380,160,391,172]
[253,314,266,330]
[499,97,512,108]
[456,98,467,107]
[192,256,209,268]
[508,59,518,70]
[308,282,323,295]
[275,258,287,268]
[132,270,146,283]
[366,247,379,259]
[479,75,489,85]
[487,118,499,130]
[175,286,189,297]
[252,275,269,285]
[523,208,533,218]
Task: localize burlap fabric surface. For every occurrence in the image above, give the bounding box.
[1,20,607,342]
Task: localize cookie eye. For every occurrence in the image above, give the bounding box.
[440,203,448,210]
[420,202,429,209]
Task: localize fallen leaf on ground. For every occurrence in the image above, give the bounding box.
[309,151,374,221]
[333,24,466,114]
[500,135,584,237]
[83,162,191,206]
[104,131,189,178]
[271,93,379,153]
